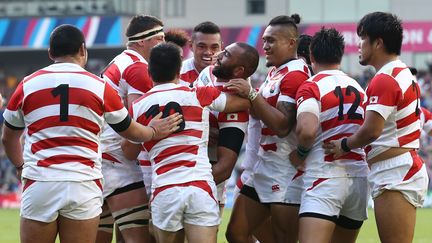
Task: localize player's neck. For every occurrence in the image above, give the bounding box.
[313,63,340,74]
[371,54,399,72]
[53,56,84,67]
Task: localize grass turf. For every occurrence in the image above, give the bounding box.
[1,208,432,243]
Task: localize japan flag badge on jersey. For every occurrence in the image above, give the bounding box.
[227,113,238,121]
[369,96,379,104]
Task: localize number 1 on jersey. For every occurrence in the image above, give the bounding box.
[334,85,362,120]
[51,84,69,122]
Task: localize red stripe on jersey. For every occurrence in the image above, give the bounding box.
[307,178,328,191]
[94,179,103,191]
[398,129,420,146]
[366,74,402,107]
[180,70,199,84]
[403,150,423,181]
[292,170,304,181]
[27,115,100,136]
[24,70,104,84]
[322,133,352,143]
[321,115,363,132]
[321,87,365,112]
[311,73,331,82]
[37,154,95,167]
[23,87,103,116]
[261,143,277,152]
[22,179,35,192]
[136,105,204,125]
[151,180,217,203]
[398,82,420,110]
[154,145,199,164]
[391,67,407,78]
[143,129,203,152]
[6,82,24,111]
[265,95,278,107]
[136,86,192,103]
[139,160,151,166]
[261,128,276,136]
[324,152,364,162]
[124,52,140,62]
[102,153,121,164]
[236,176,244,189]
[103,63,121,86]
[396,112,420,129]
[155,160,196,175]
[31,137,98,154]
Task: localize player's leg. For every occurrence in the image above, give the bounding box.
[96,202,114,243]
[184,223,218,243]
[374,190,416,243]
[106,182,151,243]
[331,224,361,243]
[57,215,100,243]
[298,216,336,243]
[270,204,299,243]
[226,186,271,243]
[20,218,58,243]
[252,217,275,243]
[153,226,185,243]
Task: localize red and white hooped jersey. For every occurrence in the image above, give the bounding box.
[194,65,249,161]
[258,59,311,162]
[242,116,261,172]
[130,83,227,188]
[3,63,129,181]
[296,70,368,177]
[100,49,153,152]
[365,60,421,160]
[180,58,199,87]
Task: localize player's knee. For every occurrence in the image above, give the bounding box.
[226,222,248,243]
[98,211,114,233]
[111,204,150,231]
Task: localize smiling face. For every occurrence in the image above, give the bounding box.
[212,43,244,79]
[191,32,222,72]
[262,25,296,68]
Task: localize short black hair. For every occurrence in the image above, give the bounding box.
[126,15,163,38]
[297,34,312,65]
[193,21,220,35]
[49,24,85,58]
[165,29,190,48]
[236,42,259,78]
[357,12,403,55]
[148,43,182,83]
[310,27,345,65]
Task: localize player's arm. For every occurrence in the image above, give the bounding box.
[121,140,142,160]
[289,98,319,168]
[212,127,245,184]
[1,125,24,176]
[223,94,250,113]
[124,63,153,108]
[225,78,295,137]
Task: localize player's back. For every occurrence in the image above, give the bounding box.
[6,63,121,181]
[131,83,225,188]
[296,70,368,177]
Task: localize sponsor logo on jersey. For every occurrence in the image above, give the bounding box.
[369,96,378,104]
[271,184,280,192]
[297,96,304,106]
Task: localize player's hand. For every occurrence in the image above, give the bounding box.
[224,78,251,98]
[289,150,305,171]
[148,112,183,140]
[322,138,345,159]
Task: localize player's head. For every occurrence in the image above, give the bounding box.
[297,34,312,65]
[126,15,165,58]
[48,24,87,67]
[262,14,301,67]
[190,21,222,72]
[310,28,344,69]
[148,43,182,83]
[212,42,259,80]
[357,12,403,66]
[165,29,190,48]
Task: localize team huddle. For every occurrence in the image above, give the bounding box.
[1,10,429,243]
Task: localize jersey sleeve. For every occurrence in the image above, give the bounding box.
[278,71,310,104]
[3,81,25,129]
[103,82,129,127]
[196,86,226,111]
[295,81,320,117]
[366,73,402,120]
[122,62,153,95]
[422,107,432,134]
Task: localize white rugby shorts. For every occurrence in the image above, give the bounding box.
[21,179,103,223]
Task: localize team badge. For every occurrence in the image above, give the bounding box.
[369,96,378,104]
[226,113,238,121]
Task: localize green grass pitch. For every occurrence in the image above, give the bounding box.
[1,208,432,243]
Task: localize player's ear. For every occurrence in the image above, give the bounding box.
[233,66,245,78]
